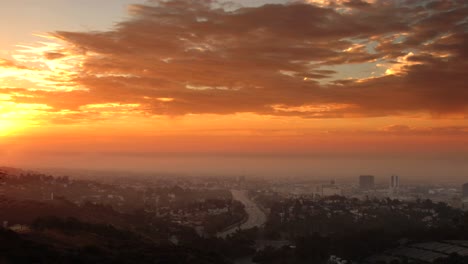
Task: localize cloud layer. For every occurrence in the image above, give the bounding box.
[1,0,468,120]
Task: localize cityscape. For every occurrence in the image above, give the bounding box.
[1,166,467,263]
[1,0,468,263]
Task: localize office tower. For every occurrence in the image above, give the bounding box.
[462,183,468,198]
[389,175,400,195]
[390,175,399,189]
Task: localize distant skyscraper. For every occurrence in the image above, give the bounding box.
[391,175,399,188]
[359,175,375,190]
[462,183,468,198]
[389,175,399,195]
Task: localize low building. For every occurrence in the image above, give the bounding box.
[366,240,468,263]
[9,224,31,234]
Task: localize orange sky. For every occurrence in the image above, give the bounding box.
[1,0,467,179]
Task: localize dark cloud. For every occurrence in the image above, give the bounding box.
[44,52,66,60]
[8,0,468,118]
[343,0,372,9]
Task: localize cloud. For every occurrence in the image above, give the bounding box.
[381,124,412,133]
[2,0,468,120]
[378,124,468,136]
[0,59,28,70]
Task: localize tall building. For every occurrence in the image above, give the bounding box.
[462,183,468,198]
[359,175,375,190]
[390,174,399,188]
[389,175,400,195]
[390,175,399,189]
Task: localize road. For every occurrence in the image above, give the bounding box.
[217,189,267,238]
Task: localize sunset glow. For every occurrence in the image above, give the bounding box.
[0,0,467,177]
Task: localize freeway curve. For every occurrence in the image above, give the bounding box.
[217,189,267,238]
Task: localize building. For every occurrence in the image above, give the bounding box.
[390,175,399,189]
[390,175,399,194]
[359,175,375,190]
[237,175,246,188]
[9,224,31,234]
[313,180,342,197]
[367,240,468,263]
[463,200,468,211]
[463,183,468,198]
[322,186,343,196]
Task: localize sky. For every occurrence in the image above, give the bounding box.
[0,0,467,181]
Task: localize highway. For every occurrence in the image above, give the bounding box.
[217,189,267,238]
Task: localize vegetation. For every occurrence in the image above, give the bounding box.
[0,217,231,264]
[253,195,468,263]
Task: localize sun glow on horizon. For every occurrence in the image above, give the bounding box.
[0,118,27,136]
[0,0,466,162]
